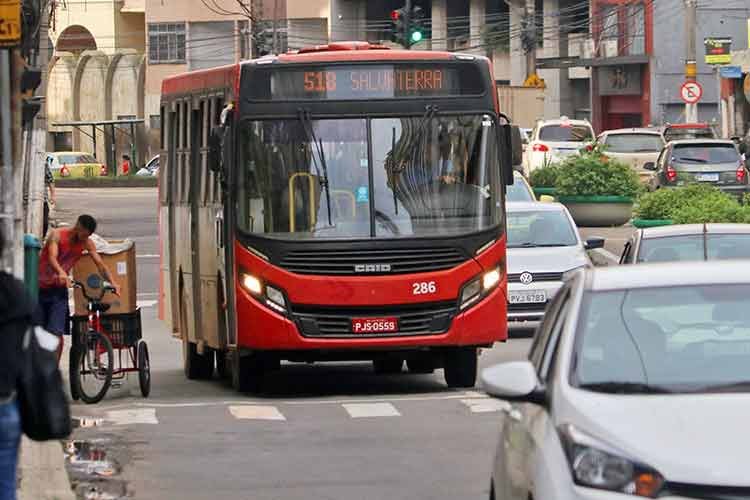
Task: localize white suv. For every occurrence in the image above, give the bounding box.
[523,117,595,174]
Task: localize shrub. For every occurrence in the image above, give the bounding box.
[554,151,641,198]
[636,184,750,223]
[529,163,562,188]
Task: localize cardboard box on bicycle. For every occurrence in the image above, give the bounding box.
[72,236,137,316]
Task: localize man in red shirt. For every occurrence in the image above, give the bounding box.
[38,214,120,360]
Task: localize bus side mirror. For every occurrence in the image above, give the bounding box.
[499,125,515,186]
[208,127,223,173]
[510,125,523,167]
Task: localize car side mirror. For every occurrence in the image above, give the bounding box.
[510,125,523,167]
[482,361,546,404]
[208,127,223,173]
[584,237,605,250]
[643,162,656,171]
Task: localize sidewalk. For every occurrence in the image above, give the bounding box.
[17,343,76,500]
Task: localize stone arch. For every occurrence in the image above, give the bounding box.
[106,50,143,167]
[55,25,97,55]
[73,51,109,159]
[46,52,78,148]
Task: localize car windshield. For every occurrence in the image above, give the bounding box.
[506,210,577,247]
[574,285,750,393]
[539,124,592,142]
[638,234,750,262]
[58,154,96,164]
[237,115,503,240]
[506,176,535,202]
[672,144,739,164]
[604,134,663,153]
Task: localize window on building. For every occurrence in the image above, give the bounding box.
[627,3,645,55]
[151,114,161,131]
[148,23,186,64]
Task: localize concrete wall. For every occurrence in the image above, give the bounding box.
[51,2,118,54]
[75,52,109,160]
[47,54,77,136]
[651,0,749,125]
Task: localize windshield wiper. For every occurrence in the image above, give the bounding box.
[579,381,674,394]
[683,380,750,394]
[510,242,566,248]
[298,109,332,227]
[676,157,708,163]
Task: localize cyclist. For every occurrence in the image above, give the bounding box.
[38,215,120,361]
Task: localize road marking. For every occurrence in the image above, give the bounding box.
[105,408,158,425]
[137,292,159,297]
[228,405,286,421]
[137,254,159,259]
[343,402,401,418]
[460,398,510,413]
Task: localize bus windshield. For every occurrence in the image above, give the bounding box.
[237,114,503,240]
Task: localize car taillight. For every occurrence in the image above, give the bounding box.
[737,163,746,183]
[60,165,69,177]
[100,165,107,176]
[532,143,549,152]
[666,165,677,182]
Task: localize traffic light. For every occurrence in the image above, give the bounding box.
[390,8,407,47]
[408,6,425,46]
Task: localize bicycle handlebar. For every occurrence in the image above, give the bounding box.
[72,280,117,302]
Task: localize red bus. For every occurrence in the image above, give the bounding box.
[159,42,519,392]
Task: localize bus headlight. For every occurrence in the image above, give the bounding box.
[460,266,502,311]
[242,273,263,296]
[482,267,501,291]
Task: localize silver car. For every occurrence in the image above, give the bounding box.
[506,202,603,335]
[484,261,750,500]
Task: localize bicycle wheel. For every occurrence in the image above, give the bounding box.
[72,331,114,404]
[137,340,151,398]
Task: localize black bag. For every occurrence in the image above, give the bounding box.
[17,326,72,441]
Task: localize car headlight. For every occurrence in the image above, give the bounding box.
[559,424,663,498]
[240,272,288,314]
[460,265,502,310]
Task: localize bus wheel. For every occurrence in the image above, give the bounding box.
[183,340,214,380]
[407,357,435,374]
[373,359,403,375]
[231,351,264,393]
[216,350,229,379]
[444,347,478,388]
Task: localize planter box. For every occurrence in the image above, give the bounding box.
[532,187,556,200]
[558,195,633,227]
[631,218,673,229]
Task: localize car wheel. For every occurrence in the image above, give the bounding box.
[373,359,403,375]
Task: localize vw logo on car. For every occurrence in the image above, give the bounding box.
[519,272,534,285]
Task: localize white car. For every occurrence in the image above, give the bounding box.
[484,261,750,500]
[506,202,602,335]
[524,118,595,174]
[597,128,664,183]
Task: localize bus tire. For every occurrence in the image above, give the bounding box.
[216,349,229,379]
[444,347,478,388]
[232,351,264,393]
[183,339,214,380]
[373,359,403,375]
[407,357,435,374]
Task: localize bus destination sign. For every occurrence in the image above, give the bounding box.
[267,64,483,100]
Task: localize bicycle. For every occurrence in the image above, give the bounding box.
[70,280,150,404]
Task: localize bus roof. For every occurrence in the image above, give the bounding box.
[161,42,487,97]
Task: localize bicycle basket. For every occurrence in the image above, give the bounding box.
[71,309,142,348]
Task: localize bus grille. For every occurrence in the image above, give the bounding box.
[278,247,467,275]
[292,301,458,338]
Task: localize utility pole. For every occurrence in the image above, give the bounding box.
[0,50,15,274]
[525,0,536,79]
[404,0,412,50]
[684,0,698,123]
[272,0,278,54]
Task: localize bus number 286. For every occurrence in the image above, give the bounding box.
[412,281,437,295]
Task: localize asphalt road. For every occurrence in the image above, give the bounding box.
[56,187,532,500]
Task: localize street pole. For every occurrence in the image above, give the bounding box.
[525,0,536,79]
[272,0,278,54]
[0,50,14,273]
[684,0,698,123]
[405,0,412,49]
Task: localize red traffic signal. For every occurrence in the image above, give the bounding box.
[390,9,402,21]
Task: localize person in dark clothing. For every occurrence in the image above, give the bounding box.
[0,227,38,500]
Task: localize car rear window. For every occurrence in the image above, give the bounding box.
[539,124,592,142]
[603,134,663,153]
[672,144,739,164]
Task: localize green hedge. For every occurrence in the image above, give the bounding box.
[554,151,641,199]
[635,184,750,224]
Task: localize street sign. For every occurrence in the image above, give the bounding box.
[704,37,732,65]
[720,65,743,79]
[680,81,703,104]
[0,0,21,47]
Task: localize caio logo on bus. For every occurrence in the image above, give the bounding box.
[354,264,392,273]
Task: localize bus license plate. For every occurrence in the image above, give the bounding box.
[352,317,398,334]
[509,290,547,304]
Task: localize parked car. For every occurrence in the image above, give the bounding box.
[646,139,749,198]
[505,202,602,335]
[505,172,536,202]
[484,261,750,500]
[620,223,750,264]
[596,128,664,183]
[136,155,159,176]
[47,151,106,178]
[662,122,717,142]
[523,117,595,174]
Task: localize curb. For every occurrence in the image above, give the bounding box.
[17,438,75,500]
[56,178,157,188]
